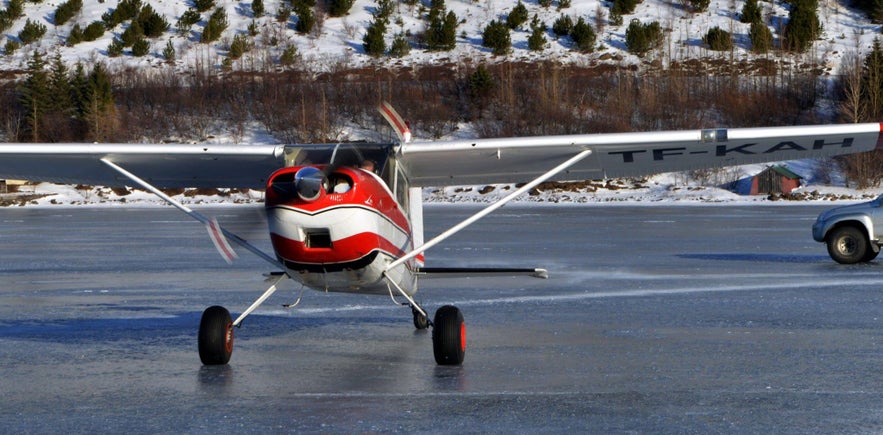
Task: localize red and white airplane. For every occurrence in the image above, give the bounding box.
[0,104,880,366]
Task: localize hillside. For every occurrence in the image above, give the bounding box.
[0,0,878,75]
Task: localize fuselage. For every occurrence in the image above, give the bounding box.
[265,162,419,296]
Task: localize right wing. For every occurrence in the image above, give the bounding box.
[0,143,286,188]
[398,123,883,186]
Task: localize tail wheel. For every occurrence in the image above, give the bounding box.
[432,305,466,366]
[198,305,234,365]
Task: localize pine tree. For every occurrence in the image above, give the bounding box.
[162,39,175,62]
[527,18,547,51]
[201,7,228,43]
[19,18,47,45]
[363,18,387,57]
[19,51,50,142]
[252,0,265,17]
[389,33,411,57]
[54,0,82,26]
[327,0,355,17]
[704,26,733,51]
[506,1,529,29]
[82,64,116,141]
[482,20,511,55]
[570,17,596,52]
[425,0,457,51]
[741,0,762,24]
[783,0,821,52]
[48,54,71,114]
[625,19,663,56]
[749,21,773,53]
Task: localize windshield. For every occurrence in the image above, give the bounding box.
[283,143,392,175]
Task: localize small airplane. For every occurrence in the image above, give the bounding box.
[0,103,879,366]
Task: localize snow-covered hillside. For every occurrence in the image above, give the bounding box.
[0,0,879,74]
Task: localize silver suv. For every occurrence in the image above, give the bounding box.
[813,196,883,264]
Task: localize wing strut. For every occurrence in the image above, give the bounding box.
[385,149,593,273]
[100,158,283,269]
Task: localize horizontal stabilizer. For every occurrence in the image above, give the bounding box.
[418,267,549,279]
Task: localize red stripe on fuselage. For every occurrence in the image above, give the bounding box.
[271,232,409,266]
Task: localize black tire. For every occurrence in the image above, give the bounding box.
[826,226,870,264]
[198,305,234,365]
[413,307,430,330]
[863,248,880,262]
[432,305,466,366]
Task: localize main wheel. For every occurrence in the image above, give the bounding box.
[198,305,234,365]
[432,305,466,366]
[826,226,870,264]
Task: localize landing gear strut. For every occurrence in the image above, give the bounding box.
[198,305,234,365]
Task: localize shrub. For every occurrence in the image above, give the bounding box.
[704,26,733,51]
[252,0,264,17]
[54,0,82,26]
[194,0,215,13]
[740,0,762,24]
[625,19,662,56]
[201,7,228,43]
[570,17,596,52]
[327,0,355,17]
[162,39,175,61]
[552,14,573,37]
[749,21,773,53]
[527,20,547,51]
[611,0,640,16]
[506,1,529,29]
[295,6,314,34]
[19,19,47,45]
[102,0,142,28]
[138,4,169,38]
[82,21,105,41]
[688,0,710,13]
[132,38,150,56]
[362,19,386,57]
[389,33,410,57]
[482,19,511,55]
[783,0,821,52]
[229,34,252,59]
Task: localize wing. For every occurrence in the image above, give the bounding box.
[397,123,883,186]
[0,143,286,188]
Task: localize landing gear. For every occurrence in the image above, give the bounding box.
[198,305,234,365]
[412,305,430,330]
[432,305,466,366]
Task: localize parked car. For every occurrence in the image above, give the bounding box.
[812,196,883,264]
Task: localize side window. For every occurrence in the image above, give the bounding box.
[394,165,409,211]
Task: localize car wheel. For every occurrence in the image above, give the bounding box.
[826,226,869,264]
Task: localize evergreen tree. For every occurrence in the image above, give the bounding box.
[48,54,71,114]
[704,26,733,50]
[363,18,387,57]
[749,21,773,53]
[120,19,143,47]
[102,0,142,28]
[252,0,265,17]
[132,38,150,56]
[327,0,355,17]
[482,19,511,55]
[82,64,116,141]
[138,4,169,38]
[82,21,105,41]
[389,33,411,57]
[783,0,821,52]
[194,0,215,13]
[295,6,315,34]
[570,17,596,52]
[611,0,640,16]
[201,7,228,43]
[625,19,663,56]
[425,0,457,51]
[467,64,494,100]
[527,17,547,51]
[229,34,251,59]
[506,1,529,29]
[740,0,762,24]
[19,51,50,142]
[19,19,47,45]
[552,14,573,37]
[162,39,175,62]
[54,0,82,26]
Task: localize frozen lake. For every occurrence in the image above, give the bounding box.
[2,204,883,432]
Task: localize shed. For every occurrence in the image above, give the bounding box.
[0,179,26,193]
[747,166,802,195]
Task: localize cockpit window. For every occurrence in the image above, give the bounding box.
[283,143,392,175]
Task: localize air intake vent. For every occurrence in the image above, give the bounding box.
[305,229,332,248]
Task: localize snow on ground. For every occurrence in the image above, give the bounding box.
[0,0,879,75]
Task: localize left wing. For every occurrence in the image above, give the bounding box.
[397,123,883,186]
[0,143,286,188]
